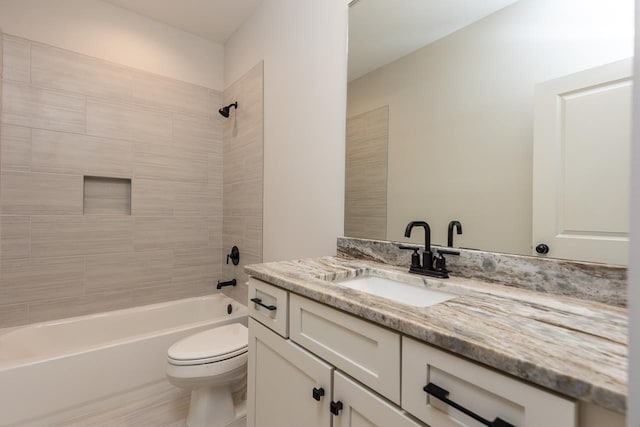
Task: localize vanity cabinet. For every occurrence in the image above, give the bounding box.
[247,277,622,427]
[248,317,420,427]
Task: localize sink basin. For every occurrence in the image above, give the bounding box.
[335,276,454,307]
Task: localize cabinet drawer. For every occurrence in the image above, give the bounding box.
[289,294,401,404]
[248,278,289,338]
[402,337,577,427]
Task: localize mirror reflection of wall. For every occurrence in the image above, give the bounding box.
[345,0,634,265]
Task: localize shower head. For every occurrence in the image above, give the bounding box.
[218,102,238,118]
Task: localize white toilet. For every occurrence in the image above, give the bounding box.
[166,323,248,427]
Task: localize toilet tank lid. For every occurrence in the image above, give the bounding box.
[168,323,248,361]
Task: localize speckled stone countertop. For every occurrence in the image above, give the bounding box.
[245,256,627,414]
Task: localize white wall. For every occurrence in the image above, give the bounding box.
[225,0,348,261]
[347,0,634,254]
[628,2,640,425]
[0,0,224,89]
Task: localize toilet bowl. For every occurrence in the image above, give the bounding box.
[166,323,248,427]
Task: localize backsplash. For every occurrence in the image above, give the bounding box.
[337,237,627,307]
[0,34,224,327]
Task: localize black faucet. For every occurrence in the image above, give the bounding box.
[403,221,448,278]
[447,221,462,247]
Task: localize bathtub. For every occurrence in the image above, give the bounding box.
[0,294,248,427]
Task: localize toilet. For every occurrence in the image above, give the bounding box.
[166,323,248,427]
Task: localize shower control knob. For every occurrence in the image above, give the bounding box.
[535,244,550,254]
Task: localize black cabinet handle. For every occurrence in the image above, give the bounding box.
[250,297,277,311]
[312,387,325,401]
[330,400,343,416]
[424,383,515,427]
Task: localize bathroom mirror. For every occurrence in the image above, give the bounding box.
[345,0,634,265]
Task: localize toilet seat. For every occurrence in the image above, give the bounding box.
[168,323,248,366]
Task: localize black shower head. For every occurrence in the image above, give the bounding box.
[218,102,238,118]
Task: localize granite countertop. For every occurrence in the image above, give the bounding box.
[245,256,627,414]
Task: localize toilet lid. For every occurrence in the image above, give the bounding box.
[168,323,248,365]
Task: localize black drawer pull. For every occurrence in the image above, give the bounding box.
[250,297,277,311]
[312,387,325,401]
[424,383,515,427]
[330,400,343,416]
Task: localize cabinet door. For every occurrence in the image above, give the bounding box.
[248,318,333,427]
[402,337,576,427]
[333,371,424,427]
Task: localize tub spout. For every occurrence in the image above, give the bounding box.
[217,279,237,290]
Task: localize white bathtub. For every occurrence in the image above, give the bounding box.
[0,294,248,427]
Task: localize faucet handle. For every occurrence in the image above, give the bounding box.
[399,245,422,269]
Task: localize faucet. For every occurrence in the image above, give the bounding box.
[447,221,462,247]
[403,221,448,278]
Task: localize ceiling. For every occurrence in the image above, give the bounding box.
[348,0,521,81]
[104,0,262,44]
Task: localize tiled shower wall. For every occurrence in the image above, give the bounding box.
[221,63,264,304]
[0,34,224,328]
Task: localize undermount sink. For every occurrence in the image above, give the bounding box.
[335,275,455,307]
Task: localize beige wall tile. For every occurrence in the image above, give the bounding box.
[172,217,210,249]
[31,216,133,257]
[223,180,263,217]
[0,256,84,304]
[1,125,31,171]
[0,171,83,215]
[345,106,388,240]
[85,250,173,293]
[31,129,133,177]
[222,62,264,306]
[0,303,29,328]
[173,181,217,217]
[0,216,30,259]
[132,71,212,117]
[84,177,132,215]
[2,35,30,83]
[133,217,173,251]
[134,141,208,183]
[131,179,174,216]
[173,113,222,156]
[31,43,133,101]
[209,216,223,249]
[172,248,219,289]
[2,81,86,133]
[208,153,223,186]
[86,99,172,144]
[135,217,209,251]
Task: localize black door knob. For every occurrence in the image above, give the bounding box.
[330,401,343,416]
[312,387,325,401]
[535,244,550,254]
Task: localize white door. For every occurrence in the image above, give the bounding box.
[247,318,333,427]
[333,371,424,427]
[533,58,632,265]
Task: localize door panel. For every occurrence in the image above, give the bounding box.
[533,58,631,265]
[248,318,332,427]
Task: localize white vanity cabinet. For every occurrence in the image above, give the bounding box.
[247,277,621,427]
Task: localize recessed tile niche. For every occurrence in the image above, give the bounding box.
[83,176,132,215]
